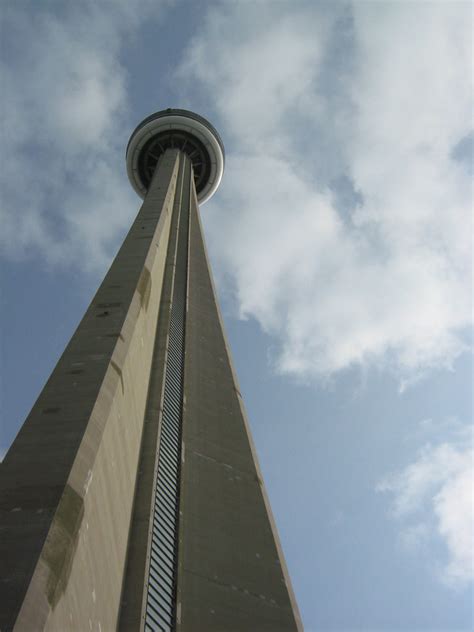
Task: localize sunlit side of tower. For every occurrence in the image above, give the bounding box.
[0,109,302,632]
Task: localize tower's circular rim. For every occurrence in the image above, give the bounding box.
[126,108,225,204]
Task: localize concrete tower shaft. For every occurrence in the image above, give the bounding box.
[0,110,301,632]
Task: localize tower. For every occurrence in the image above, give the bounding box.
[0,109,302,631]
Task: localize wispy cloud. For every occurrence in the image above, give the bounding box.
[178,1,472,383]
[377,421,473,588]
[0,1,169,274]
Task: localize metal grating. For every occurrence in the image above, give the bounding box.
[144,158,190,632]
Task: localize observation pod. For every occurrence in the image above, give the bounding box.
[126,108,225,204]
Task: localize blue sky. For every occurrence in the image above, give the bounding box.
[1,1,472,630]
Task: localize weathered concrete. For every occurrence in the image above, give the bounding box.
[176,185,303,631]
[0,150,180,631]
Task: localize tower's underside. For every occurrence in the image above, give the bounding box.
[0,148,301,631]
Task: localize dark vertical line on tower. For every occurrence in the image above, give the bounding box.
[143,155,191,632]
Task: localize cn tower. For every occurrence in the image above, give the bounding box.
[0,109,302,631]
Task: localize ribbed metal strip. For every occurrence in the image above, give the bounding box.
[144,156,191,632]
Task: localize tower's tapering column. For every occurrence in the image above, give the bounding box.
[1,109,302,632]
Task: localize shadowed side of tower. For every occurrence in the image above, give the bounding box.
[0,109,302,632]
[176,183,301,631]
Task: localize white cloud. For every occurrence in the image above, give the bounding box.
[2,2,471,383]
[0,1,168,273]
[377,426,473,588]
[178,1,472,382]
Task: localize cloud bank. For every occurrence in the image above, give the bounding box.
[377,422,473,588]
[1,1,471,384]
[178,1,472,382]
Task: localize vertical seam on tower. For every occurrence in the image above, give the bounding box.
[142,154,190,632]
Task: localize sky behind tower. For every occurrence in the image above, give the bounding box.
[1,1,472,630]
